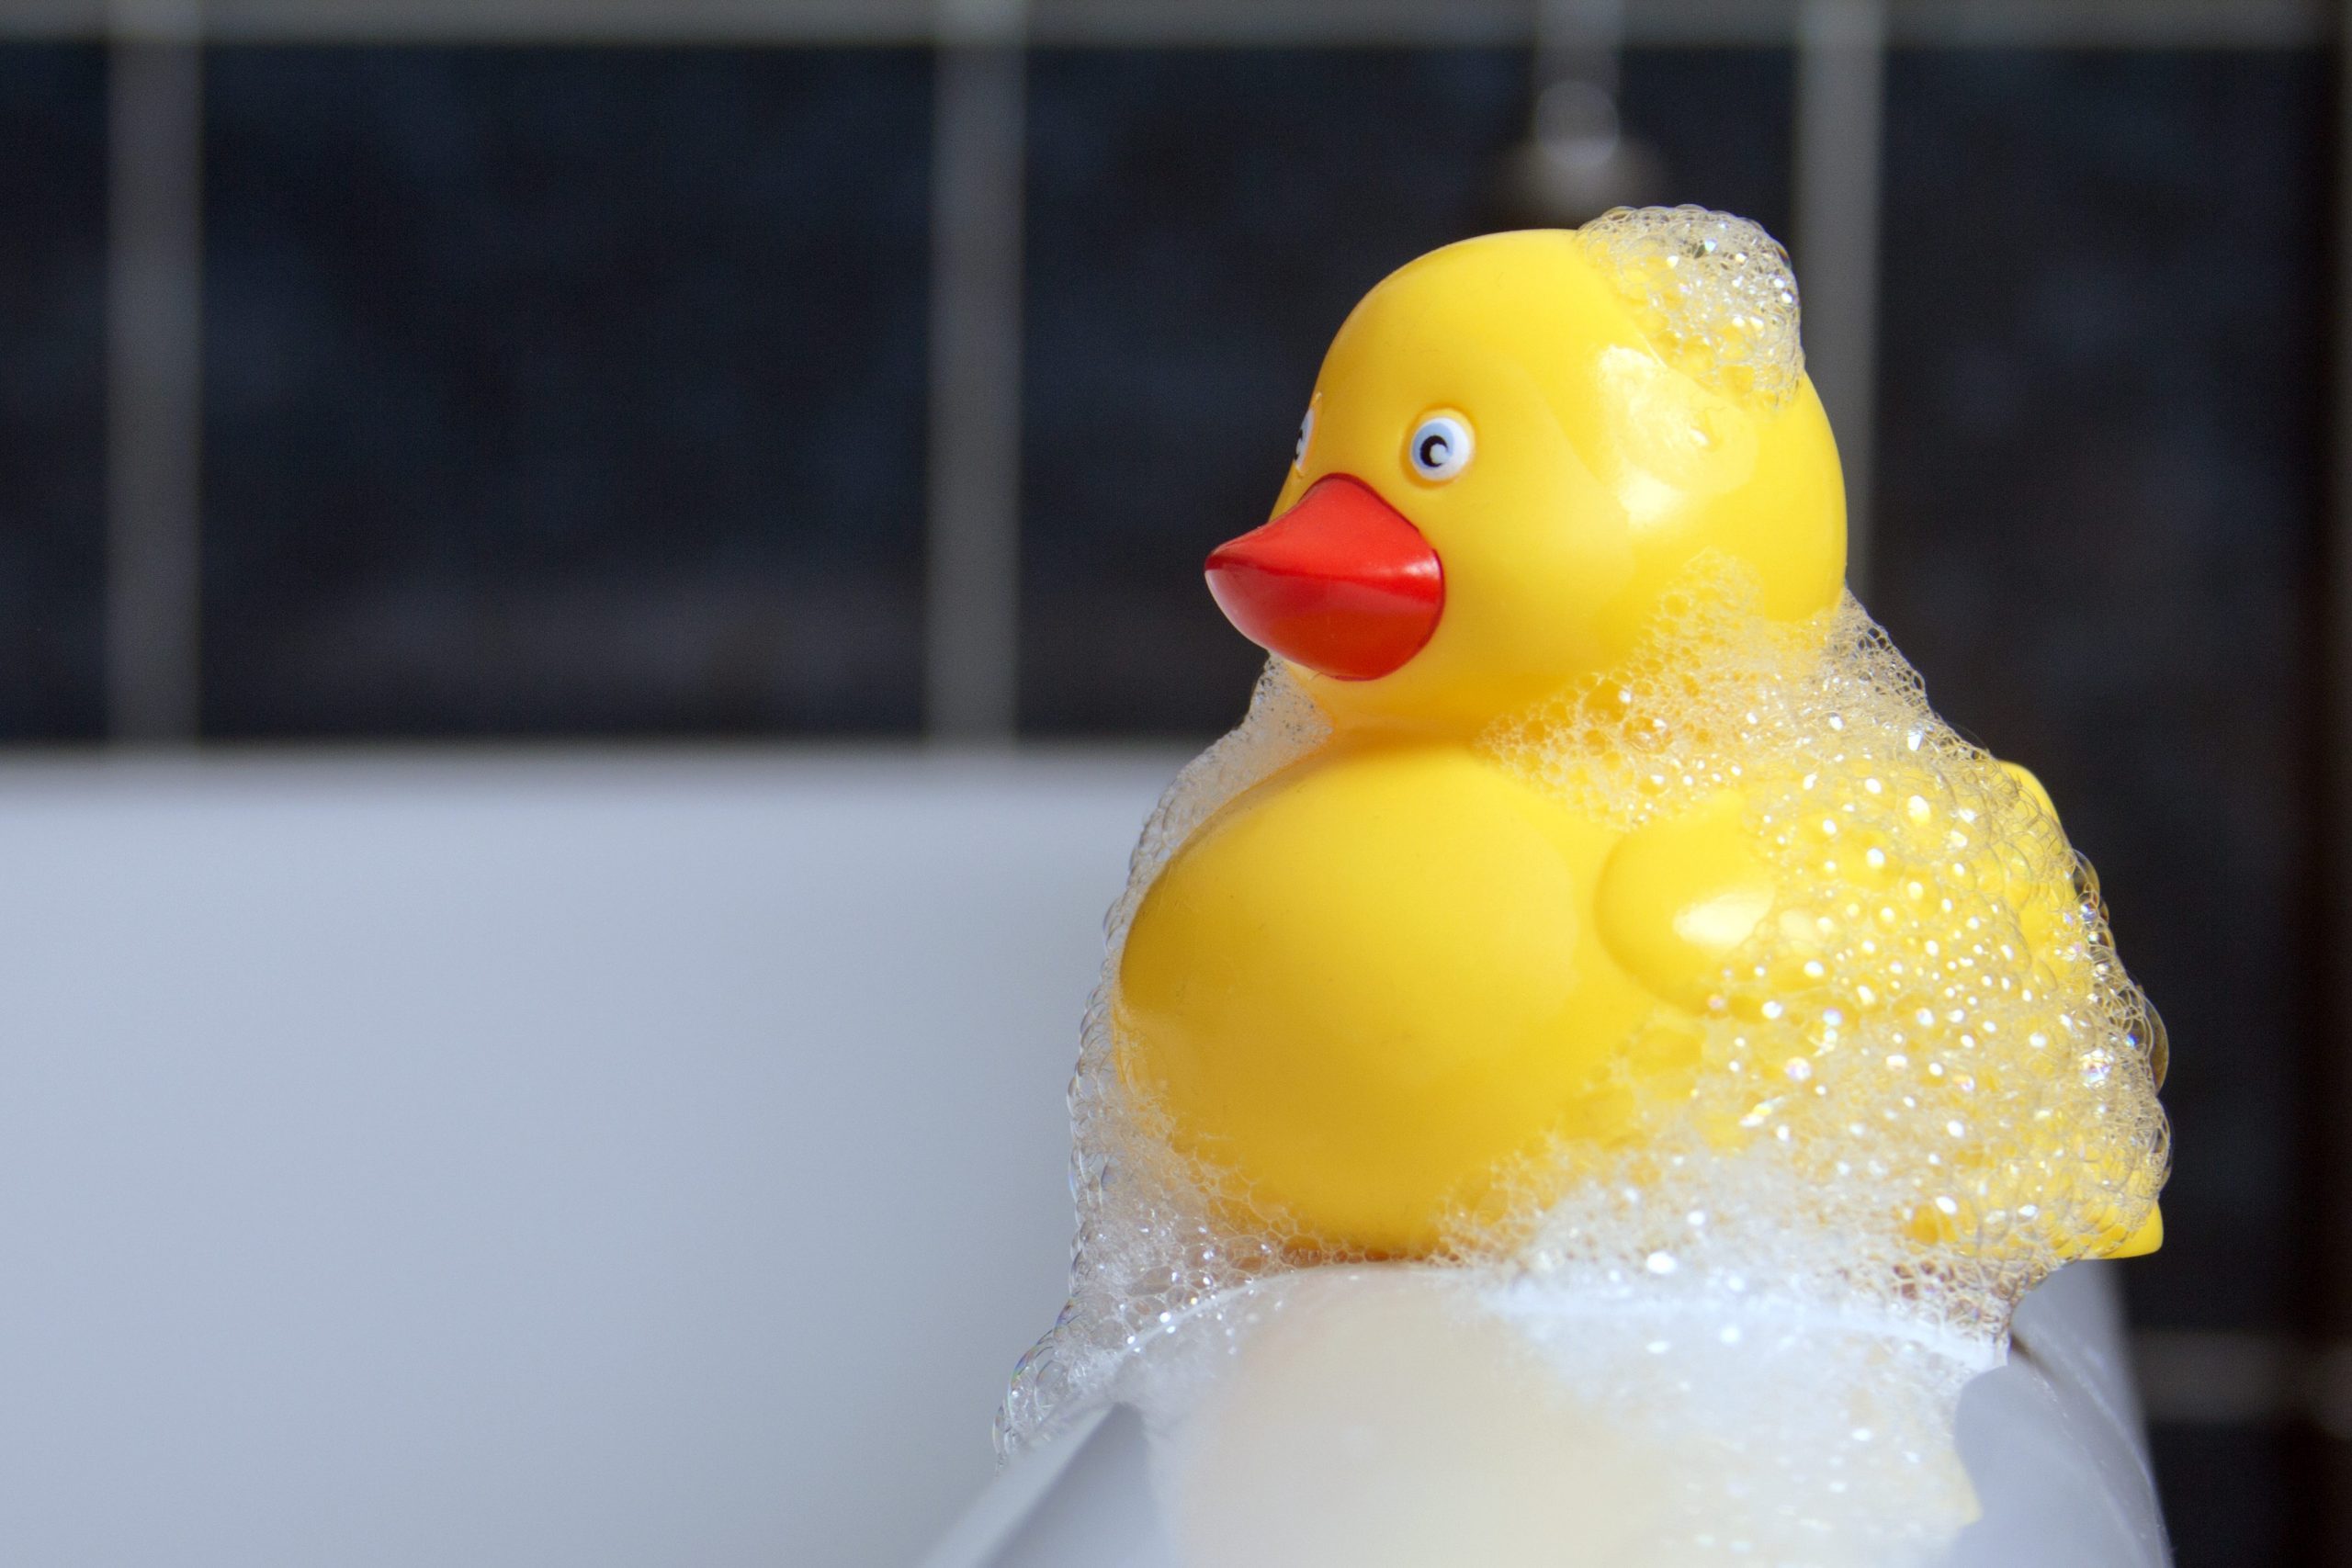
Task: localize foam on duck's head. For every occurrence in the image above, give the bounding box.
[1578,205,1809,410]
[1239,210,1848,735]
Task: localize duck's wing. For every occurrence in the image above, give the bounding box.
[1591,786,1779,1013]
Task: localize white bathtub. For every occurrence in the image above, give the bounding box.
[0,750,1176,1568]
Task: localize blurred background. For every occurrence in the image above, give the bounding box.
[0,0,2338,1563]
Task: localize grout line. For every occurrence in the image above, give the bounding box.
[923,0,1029,742]
[0,0,2333,49]
[2321,0,2352,1551]
[1792,0,1886,601]
[104,8,205,744]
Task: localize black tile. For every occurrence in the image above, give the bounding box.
[0,45,107,741]
[2148,1422,2301,1568]
[202,47,932,738]
[1619,47,1795,244]
[1016,46,1794,739]
[1871,50,2325,1339]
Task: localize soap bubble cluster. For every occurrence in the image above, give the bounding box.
[1477,570,2167,1341]
[1001,576,2165,1483]
[1580,205,1804,408]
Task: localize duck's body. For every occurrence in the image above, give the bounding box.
[1121,728,2158,1260]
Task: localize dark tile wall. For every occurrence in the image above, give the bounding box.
[201,47,933,737]
[0,46,107,740]
[1871,49,2326,1564]
[2155,1425,2299,1568]
[1016,47,1793,739]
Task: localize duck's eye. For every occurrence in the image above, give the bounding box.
[1294,406,1315,472]
[1408,413,1473,481]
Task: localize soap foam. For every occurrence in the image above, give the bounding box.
[1476,570,2166,1342]
[1580,205,1805,408]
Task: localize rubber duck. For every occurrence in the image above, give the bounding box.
[1111,217,2165,1264]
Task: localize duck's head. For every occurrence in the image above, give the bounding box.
[1207,213,1848,734]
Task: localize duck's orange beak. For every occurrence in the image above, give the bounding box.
[1204,475,1444,682]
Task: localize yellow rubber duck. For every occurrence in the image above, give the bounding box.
[1112,216,2165,1264]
